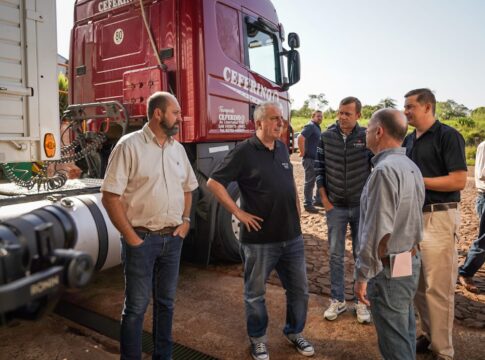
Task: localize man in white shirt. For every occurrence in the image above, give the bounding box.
[101,91,198,360]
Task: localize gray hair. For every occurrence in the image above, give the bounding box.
[253,101,282,122]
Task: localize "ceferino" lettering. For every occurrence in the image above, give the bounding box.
[223,67,279,103]
[98,0,134,13]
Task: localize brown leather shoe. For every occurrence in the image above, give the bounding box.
[416,335,431,353]
[458,275,479,293]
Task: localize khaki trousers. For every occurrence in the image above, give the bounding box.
[415,208,459,359]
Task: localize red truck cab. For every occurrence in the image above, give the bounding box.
[69,0,301,263]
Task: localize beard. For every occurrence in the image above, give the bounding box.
[160,116,180,137]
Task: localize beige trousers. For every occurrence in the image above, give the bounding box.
[415,208,459,359]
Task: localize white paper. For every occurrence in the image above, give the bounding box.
[390,250,412,278]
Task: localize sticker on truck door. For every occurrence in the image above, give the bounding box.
[113,29,124,45]
[217,106,247,132]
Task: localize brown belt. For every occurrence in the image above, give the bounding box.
[381,246,418,267]
[423,202,458,213]
[133,226,176,236]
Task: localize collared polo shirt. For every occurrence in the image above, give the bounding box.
[300,120,321,159]
[210,136,301,244]
[356,148,425,281]
[101,124,198,230]
[403,120,467,205]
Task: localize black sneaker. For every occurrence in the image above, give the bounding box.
[304,205,319,213]
[286,335,315,357]
[313,201,324,207]
[250,342,269,360]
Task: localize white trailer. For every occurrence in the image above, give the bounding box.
[0,0,60,163]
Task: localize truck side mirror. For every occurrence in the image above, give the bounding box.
[287,32,300,49]
[287,49,300,86]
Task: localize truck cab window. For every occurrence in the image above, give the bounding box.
[245,23,280,83]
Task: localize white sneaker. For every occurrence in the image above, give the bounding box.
[324,299,347,321]
[355,302,371,324]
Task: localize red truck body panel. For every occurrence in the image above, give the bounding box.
[69,0,291,144]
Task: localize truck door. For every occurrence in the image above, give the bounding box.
[204,0,252,141]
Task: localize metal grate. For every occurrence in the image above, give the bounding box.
[55,300,218,360]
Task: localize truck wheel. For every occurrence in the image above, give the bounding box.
[212,182,242,262]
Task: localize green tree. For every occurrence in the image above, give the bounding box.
[323,107,337,120]
[294,99,312,118]
[377,97,397,109]
[58,73,68,119]
[293,93,329,118]
[471,107,485,120]
[361,104,379,119]
[436,100,469,120]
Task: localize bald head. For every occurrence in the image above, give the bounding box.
[370,109,408,142]
[147,91,179,120]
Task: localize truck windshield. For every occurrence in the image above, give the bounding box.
[246,22,280,84]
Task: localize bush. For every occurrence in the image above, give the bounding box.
[457,117,475,128]
[466,146,477,166]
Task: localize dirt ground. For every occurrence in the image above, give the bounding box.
[0,154,484,359]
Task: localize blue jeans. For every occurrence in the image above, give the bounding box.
[326,206,360,302]
[476,192,485,217]
[240,235,309,343]
[367,253,421,360]
[120,231,183,360]
[302,158,321,206]
[459,193,485,277]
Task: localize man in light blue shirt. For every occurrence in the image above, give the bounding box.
[354,109,425,360]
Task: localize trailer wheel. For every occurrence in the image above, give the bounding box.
[212,182,242,262]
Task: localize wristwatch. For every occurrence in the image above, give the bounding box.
[182,216,191,223]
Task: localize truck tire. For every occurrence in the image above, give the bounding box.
[212,182,242,262]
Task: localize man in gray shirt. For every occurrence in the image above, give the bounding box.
[354,109,425,360]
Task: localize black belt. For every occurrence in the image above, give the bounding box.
[133,226,177,236]
[423,202,458,213]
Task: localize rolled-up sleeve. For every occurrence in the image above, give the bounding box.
[355,169,398,281]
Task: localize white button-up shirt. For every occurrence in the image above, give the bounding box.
[475,141,485,193]
[101,124,198,230]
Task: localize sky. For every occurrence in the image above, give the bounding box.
[56,0,485,110]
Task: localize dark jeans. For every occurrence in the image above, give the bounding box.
[302,157,321,206]
[120,231,183,360]
[326,206,360,302]
[240,235,309,343]
[368,253,421,360]
[459,193,485,277]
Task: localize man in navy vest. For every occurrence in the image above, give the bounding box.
[315,96,373,324]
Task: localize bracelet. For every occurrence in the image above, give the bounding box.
[182,216,191,223]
